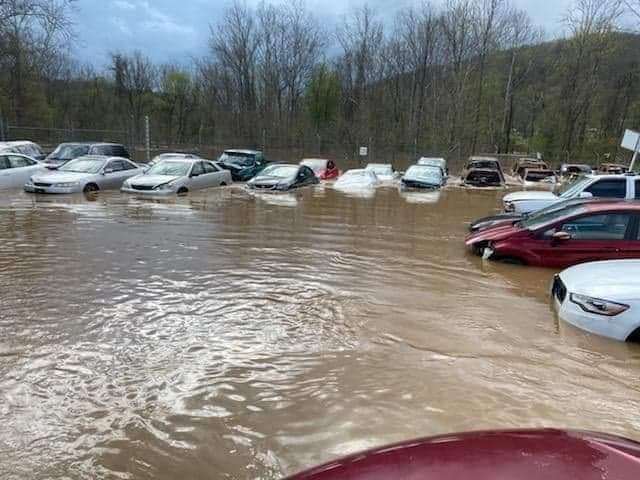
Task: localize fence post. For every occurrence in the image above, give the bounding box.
[145,115,150,163]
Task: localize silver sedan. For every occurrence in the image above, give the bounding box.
[24,155,145,194]
[122,158,232,195]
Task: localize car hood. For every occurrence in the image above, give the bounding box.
[504,190,558,202]
[466,223,522,245]
[129,174,180,186]
[560,260,640,301]
[31,171,91,183]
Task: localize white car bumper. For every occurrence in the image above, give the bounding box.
[553,286,637,342]
[24,183,81,194]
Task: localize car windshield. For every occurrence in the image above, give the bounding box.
[519,204,588,231]
[146,161,191,177]
[259,165,298,178]
[220,152,255,166]
[406,165,442,180]
[366,165,392,176]
[418,158,445,169]
[49,144,89,160]
[468,160,498,170]
[59,157,105,173]
[301,159,327,173]
[557,175,592,198]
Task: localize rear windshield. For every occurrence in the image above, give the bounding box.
[406,165,442,181]
[466,170,501,183]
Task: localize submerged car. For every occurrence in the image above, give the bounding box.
[0,141,46,161]
[560,163,593,179]
[553,260,640,342]
[247,163,318,191]
[417,157,448,176]
[461,156,505,187]
[122,158,231,195]
[503,173,639,213]
[401,164,445,189]
[598,163,628,175]
[466,200,640,268]
[299,158,339,180]
[25,155,143,194]
[44,142,130,168]
[469,197,608,233]
[218,149,268,181]
[512,159,556,183]
[0,153,47,189]
[286,429,640,480]
[334,169,378,190]
[364,163,395,182]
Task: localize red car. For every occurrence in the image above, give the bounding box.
[300,158,339,180]
[466,201,640,268]
[286,429,640,480]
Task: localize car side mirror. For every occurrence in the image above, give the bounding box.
[579,191,593,199]
[551,231,571,244]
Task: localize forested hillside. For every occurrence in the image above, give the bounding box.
[1,0,639,166]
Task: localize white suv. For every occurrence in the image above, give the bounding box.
[503,174,639,213]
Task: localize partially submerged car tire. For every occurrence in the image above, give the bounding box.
[177,187,189,195]
[83,183,99,193]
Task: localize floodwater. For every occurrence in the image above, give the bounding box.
[1,184,640,480]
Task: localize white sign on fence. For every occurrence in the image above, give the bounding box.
[359,146,368,156]
[621,129,640,152]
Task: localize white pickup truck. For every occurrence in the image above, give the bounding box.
[503,174,640,213]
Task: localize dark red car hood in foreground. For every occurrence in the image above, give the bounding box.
[465,222,522,246]
[286,429,640,480]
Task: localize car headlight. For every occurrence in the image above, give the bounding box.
[570,293,629,317]
[54,182,79,188]
[153,182,175,191]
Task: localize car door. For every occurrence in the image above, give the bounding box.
[531,212,634,267]
[100,159,129,189]
[188,161,207,190]
[0,155,12,189]
[6,155,43,188]
[200,161,226,188]
[295,166,316,188]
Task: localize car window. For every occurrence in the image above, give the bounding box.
[0,156,9,169]
[298,166,313,179]
[121,160,138,170]
[106,160,126,172]
[8,155,35,168]
[203,162,217,173]
[191,162,205,176]
[585,179,627,198]
[559,213,632,240]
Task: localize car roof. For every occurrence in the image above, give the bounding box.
[301,158,329,162]
[0,140,38,146]
[73,155,130,161]
[581,200,640,213]
[224,149,260,155]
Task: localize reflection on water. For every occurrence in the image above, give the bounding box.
[399,188,442,204]
[1,185,640,480]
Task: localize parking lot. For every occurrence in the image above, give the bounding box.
[2,184,639,479]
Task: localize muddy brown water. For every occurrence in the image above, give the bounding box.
[2,184,640,480]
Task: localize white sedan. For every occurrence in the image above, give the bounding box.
[334,169,379,190]
[364,163,396,182]
[552,259,640,342]
[0,153,47,189]
[122,158,232,195]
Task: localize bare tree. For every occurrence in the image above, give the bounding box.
[559,0,623,157]
[210,1,260,141]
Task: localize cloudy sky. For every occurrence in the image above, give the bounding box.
[73,0,573,67]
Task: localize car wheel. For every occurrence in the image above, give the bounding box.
[177,187,189,195]
[627,328,640,343]
[220,182,227,186]
[83,183,99,193]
